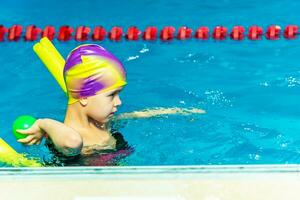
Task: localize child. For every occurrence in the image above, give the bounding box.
[17,44,205,165]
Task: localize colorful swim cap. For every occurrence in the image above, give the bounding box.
[64,44,126,104]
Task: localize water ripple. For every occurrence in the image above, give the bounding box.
[174,52,215,65]
[204,90,233,107]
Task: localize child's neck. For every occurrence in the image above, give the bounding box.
[64,103,106,131]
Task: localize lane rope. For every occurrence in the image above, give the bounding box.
[0,25,298,42]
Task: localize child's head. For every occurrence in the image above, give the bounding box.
[64,44,126,122]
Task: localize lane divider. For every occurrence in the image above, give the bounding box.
[0,25,298,42]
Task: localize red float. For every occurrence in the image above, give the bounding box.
[160,26,175,40]
[143,27,157,40]
[126,26,140,40]
[177,26,192,40]
[230,26,245,40]
[8,25,22,41]
[195,27,209,39]
[42,26,55,40]
[109,26,123,41]
[58,26,73,41]
[213,26,227,40]
[25,25,42,41]
[248,26,263,40]
[266,25,281,40]
[75,26,91,41]
[92,26,106,41]
[0,25,8,41]
[284,25,298,39]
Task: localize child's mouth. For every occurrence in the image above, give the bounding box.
[108,112,115,117]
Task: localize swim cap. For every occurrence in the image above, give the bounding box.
[64,44,126,104]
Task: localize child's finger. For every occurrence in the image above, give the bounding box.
[27,139,37,145]
[17,135,34,144]
[16,129,33,135]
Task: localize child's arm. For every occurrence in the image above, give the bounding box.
[17,118,83,156]
[115,107,205,120]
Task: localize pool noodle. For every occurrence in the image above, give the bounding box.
[33,37,67,94]
[0,138,42,167]
[0,37,66,167]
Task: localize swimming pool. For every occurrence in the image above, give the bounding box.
[0,0,300,166]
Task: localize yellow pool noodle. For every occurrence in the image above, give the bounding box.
[0,138,42,167]
[0,37,68,167]
[40,37,65,67]
[33,37,67,94]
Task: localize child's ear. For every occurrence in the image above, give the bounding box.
[79,97,88,106]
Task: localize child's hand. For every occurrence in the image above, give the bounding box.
[16,119,45,145]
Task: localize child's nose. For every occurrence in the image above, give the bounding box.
[114,95,122,107]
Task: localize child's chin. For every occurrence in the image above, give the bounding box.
[104,116,113,122]
[96,117,109,124]
[101,118,109,123]
[106,116,113,121]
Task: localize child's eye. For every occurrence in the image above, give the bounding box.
[108,90,121,97]
[109,92,116,97]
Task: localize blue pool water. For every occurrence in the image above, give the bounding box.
[0,0,300,166]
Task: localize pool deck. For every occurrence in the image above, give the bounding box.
[0,164,299,200]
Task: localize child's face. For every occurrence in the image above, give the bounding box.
[86,87,123,123]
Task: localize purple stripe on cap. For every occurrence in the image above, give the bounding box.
[64,44,122,73]
[79,79,105,97]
